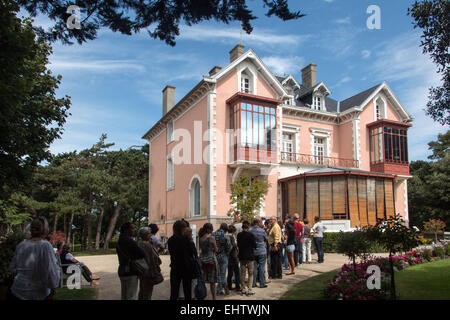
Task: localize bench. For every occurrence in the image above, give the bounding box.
[55,253,92,288]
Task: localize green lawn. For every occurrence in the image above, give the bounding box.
[396,258,450,300]
[280,269,338,300]
[72,248,116,256]
[280,259,450,300]
[55,286,98,300]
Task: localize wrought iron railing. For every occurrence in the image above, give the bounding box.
[280,152,359,168]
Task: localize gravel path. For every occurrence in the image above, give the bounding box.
[77,253,360,300]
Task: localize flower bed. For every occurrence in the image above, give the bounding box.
[325,242,450,300]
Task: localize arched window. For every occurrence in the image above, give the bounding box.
[240,68,254,94]
[190,176,201,216]
[375,97,385,120]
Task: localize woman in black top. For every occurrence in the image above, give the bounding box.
[285,220,296,275]
[167,220,195,300]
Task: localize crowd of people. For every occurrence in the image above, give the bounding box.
[6,214,326,300]
[114,214,327,300]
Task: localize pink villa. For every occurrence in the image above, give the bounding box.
[142,44,413,240]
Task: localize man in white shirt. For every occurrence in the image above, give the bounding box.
[312,216,326,263]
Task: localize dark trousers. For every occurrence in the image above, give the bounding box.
[269,247,282,278]
[170,269,192,300]
[313,237,324,263]
[227,255,241,290]
[294,237,303,265]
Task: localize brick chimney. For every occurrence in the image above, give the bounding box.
[229,44,245,63]
[209,66,222,77]
[162,85,175,116]
[301,63,317,88]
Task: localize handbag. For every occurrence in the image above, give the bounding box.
[150,271,164,285]
[194,280,207,300]
[118,242,149,277]
[133,258,150,277]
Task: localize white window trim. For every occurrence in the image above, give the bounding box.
[167,120,174,144]
[189,174,202,217]
[237,62,258,95]
[312,94,326,111]
[166,153,174,191]
[310,128,331,158]
[373,95,387,121]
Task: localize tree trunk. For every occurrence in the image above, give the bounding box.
[67,213,74,245]
[389,252,396,300]
[103,203,123,249]
[53,214,58,234]
[87,193,94,250]
[63,213,67,236]
[81,215,87,251]
[95,207,104,250]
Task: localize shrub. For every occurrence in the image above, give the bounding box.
[0,232,25,286]
[445,244,450,256]
[321,232,388,254]
[322,232,340,253]
[336,230,373,266]
[433,246,445,258]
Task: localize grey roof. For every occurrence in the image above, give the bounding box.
[275,73,382,115]
[339,83,382,112]
[275,75,287,83]
[305,166,395,176]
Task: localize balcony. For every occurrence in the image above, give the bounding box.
[230,145,278,164]
[281,152,359,168]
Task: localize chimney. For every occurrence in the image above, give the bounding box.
[229,44,245,63]
[209,66,222,77]
[301,63,317,88]
[162,85,175,116]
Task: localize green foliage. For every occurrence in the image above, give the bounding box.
[0,1,71,199]
[228,175,270,223]
[16,0,304,46]
[408,131,450,230]
[408,0,450,125]
[433,246,445,257]
[365,214,421,299]
[0,200,31,232]
[336,231,373,266]
[0,232,25,286]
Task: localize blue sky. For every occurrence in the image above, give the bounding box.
[30,0,448,160]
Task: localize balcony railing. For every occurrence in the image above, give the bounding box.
[281,152,359,168]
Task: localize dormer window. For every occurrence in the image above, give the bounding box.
[313,95,323,110]
[241,74,251,93]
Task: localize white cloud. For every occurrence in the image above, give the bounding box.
[261,55,305,76]
[179,25,310,47]
[333,76,352,88]
[48,59,146,72]
[361,50,371,59]
[335,17,351,24]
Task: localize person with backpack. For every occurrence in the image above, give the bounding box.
[213,223,232,295]
[226,225,241,292]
